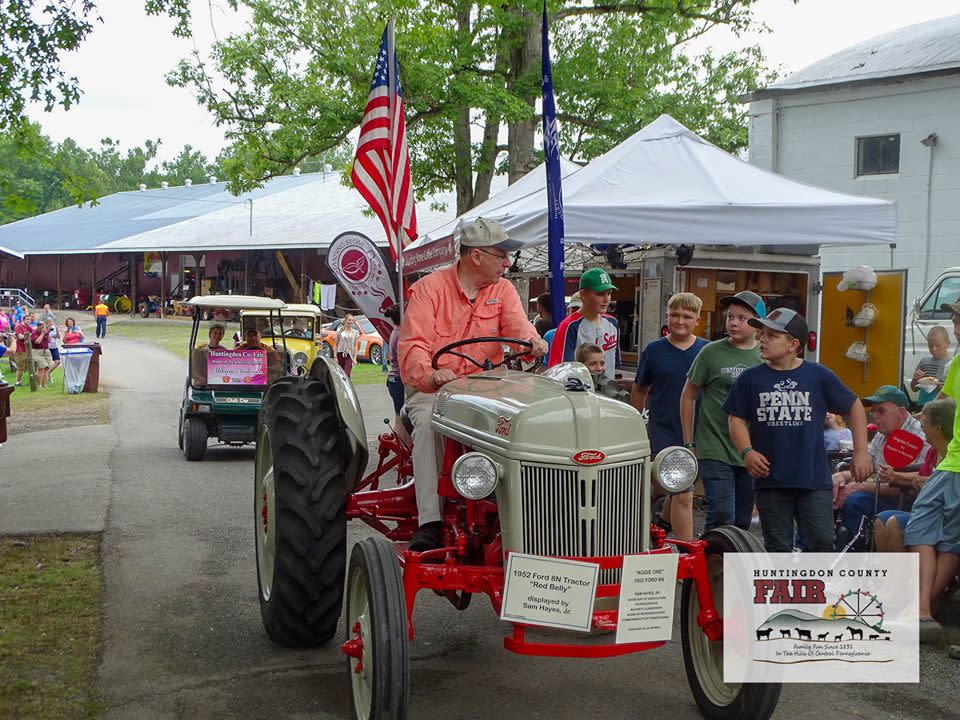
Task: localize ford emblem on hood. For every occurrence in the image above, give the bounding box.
[572,450,605,465]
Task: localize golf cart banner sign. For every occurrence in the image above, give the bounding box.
[207,350,267,385]
[327,231,396,340]
[501,553,599,632]
[723,553,919,683]
[615,551,679,644]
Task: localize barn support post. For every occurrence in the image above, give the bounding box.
[194,253,205,296]
[160,252,168,319]
[244,251,253,295]
[129,253,138,316]
[56,255,63,309]
[90,255,99,307]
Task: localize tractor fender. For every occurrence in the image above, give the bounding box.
[308,355,369,492]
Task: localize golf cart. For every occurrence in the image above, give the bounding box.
[240,303,325,376]
[254,338,782,719]
[179,295,287,461]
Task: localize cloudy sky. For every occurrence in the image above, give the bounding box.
[25,0,960,164]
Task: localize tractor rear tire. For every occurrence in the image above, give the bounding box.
[255,376,347,647]
[680,526,781,720]
[346,536,409,720]
[182,417,207,461]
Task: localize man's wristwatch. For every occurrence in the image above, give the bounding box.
[740,446,753,459]
[683,442,696,449]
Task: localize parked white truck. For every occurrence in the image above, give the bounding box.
[903,265,960,399]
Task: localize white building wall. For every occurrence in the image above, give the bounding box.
[748,74,960,302]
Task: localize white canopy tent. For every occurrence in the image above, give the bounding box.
[409,114,896,253]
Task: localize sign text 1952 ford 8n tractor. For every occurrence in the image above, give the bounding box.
[253,337,781,720]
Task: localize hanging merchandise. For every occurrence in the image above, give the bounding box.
[836,265,877,292]
[845,341,870,363]
[850,302,878,328]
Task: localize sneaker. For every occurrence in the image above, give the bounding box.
[919,617,943,644]
[409,522,443,552]
[14,381,21,386]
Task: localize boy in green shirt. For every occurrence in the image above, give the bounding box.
[904,301,960,641]
[680,291,765,530]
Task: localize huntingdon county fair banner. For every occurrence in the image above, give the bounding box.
[326,231,397,340]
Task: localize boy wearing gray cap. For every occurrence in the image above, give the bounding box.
[723,308,871,552]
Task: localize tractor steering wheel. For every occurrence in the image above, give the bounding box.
[431,336,534,371]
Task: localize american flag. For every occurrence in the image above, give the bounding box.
[351,26,418,261]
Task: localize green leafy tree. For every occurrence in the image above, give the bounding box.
[166,0,778,214]
[160,144,218,185]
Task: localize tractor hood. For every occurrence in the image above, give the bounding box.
[430,370,648,464]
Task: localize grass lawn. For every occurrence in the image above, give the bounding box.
[108,320,387,384]
[0,533,104,719]
[1,358,110,434]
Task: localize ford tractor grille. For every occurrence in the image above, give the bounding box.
[520,461,646,585]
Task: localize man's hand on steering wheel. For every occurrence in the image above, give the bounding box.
[528,334,548,358]
[430,368,458,388]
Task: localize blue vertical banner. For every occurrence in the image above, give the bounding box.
[541,2,566,328]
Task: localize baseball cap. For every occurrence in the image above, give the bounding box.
[455,217,524,253]
[719,290,766,318]
[567,292,583,309]
[862,385,910,409]
[940,301,960,316]
[579,267,618,292]
[748,307,808,342]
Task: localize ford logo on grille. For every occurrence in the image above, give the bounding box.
[572,450,605,465]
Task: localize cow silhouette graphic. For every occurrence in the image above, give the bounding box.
[795,628,812,640]
[780,629,791,638]
[847,626,863,640]
[817,632,829,641]
[756,628,773,640]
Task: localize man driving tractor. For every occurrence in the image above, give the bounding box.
[399,217,548,552]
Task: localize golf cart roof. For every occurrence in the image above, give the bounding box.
[186,295,286,310]
[242,303,324,317]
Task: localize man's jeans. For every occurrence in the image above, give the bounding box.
[699,459,754,531]
[841,490,898,540]
[96,316,107,338]
[756,488,835,552]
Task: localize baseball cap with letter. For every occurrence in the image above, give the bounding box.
[862,385,910,409]
[719,290,766,318]
[455,217,524,253]
[748,307,808,342]
[579,267,618,292]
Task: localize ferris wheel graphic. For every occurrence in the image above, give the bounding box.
[825,588,885,629]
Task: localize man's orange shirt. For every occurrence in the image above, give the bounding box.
[398,264,537,393]
[94,303,109,317]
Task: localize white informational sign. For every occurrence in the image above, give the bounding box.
[615,552,680,644]
[500,553,599,632]
[723,553,919,683]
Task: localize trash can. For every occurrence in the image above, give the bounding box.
[0,383,13,443]
[61,346,94,394]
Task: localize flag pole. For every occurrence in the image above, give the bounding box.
[387,18,405,319]
[542,2,566,329]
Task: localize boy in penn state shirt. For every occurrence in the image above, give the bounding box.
[723,308,872,552]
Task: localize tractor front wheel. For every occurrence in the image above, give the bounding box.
[255,376,347,646]
[345,536,409,720]
[680,526,781,720]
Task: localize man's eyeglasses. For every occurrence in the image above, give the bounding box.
[474,247,507,261]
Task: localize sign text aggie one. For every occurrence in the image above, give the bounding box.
[723,553,919,683]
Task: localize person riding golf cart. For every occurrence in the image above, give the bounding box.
[178,295,288,461]
[241,303,325,376]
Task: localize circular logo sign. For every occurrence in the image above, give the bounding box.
[339,248,370,283]
[882,429,925,469]
[572,450,605,465]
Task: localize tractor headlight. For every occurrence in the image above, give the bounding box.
[652,446,698,494]
[292,351,308,367]
[451,453,499,500]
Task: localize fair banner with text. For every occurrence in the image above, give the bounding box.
[326,231,397,340]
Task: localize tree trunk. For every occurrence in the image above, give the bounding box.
[452,2,474,215]
[507,9,541,184]
[472,114,501,207]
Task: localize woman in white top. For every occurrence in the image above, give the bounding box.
[335,315,360,377]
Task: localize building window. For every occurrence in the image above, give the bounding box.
[856,134,900,176]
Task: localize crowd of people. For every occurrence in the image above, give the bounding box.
[0,303,87,389]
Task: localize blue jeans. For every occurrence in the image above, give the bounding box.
[96,316,107,338]
[841,491,898,539]
[699,459,755,531]
[757,488,835,552]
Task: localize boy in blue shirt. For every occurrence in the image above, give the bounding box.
[724,308,871,552]
[631,292,708,539]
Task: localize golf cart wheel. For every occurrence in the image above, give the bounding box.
[255,376,347,647]
[368,344,383,366]
[177,413,184,450]
[182,417,207,461]
[345,536,409,720]
[681,526,781,720]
